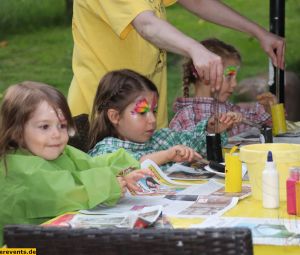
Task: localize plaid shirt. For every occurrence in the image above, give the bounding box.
[89,120,227,171]
[169,97,272,136]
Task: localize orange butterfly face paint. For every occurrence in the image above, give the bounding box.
[131,98,158,115]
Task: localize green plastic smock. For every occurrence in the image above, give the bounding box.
[0,146,140,245]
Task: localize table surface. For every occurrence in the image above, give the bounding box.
[168,195,300,255]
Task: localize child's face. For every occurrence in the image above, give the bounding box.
[23,101,69,160]
[115,91,158,143]
[217,59,240,103]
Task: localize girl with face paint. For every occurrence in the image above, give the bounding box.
[89,69,237,170]
[169,38,275,137]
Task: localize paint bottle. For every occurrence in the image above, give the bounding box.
[262,151,279,209]
[296,181,300,216]
[225,146,242,193]
[286,167,300,215]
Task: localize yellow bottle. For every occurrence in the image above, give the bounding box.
[225,146,242,193]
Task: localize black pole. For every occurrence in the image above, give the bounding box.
[269,0,285,103]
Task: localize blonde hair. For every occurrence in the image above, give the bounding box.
[182,38,242,97]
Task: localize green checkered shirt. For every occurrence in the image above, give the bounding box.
[89,120,227,170]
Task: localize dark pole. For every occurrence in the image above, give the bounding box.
[269,0,285,103]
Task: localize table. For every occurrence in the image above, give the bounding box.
[168,195,300,255]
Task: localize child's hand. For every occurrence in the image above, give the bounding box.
[117,177,127,197]
[124,169,154,192]
[257,92,277,114]
[226,111,243,123]
[207,112,238,133]
[167,145,202,163]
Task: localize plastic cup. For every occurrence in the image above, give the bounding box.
[271,103,287,136]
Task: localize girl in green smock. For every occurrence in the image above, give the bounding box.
[0,81,151,245]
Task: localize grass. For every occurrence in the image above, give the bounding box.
[0,0,299,120]
[0,0,66,37]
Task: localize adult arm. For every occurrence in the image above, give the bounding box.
[132,10,223,90]
[178,0,285,70]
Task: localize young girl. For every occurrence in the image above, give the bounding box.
[169,38,276,136]
[88,69,237,170]
[0,81,151,245]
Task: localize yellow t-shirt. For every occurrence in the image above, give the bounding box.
[68,0,177,128]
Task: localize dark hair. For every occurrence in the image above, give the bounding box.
[0,81,75,172]
[89,69,159,149]
[183,38,242,97]
[145,177,159,186]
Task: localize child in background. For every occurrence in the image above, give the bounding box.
[169,38,276,136]
[88,69,237,170]
[0,81,151,245]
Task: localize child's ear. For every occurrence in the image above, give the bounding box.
[107,109,120,125]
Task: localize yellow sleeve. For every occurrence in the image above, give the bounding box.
[163,0,177,6]
[98,0,153,39]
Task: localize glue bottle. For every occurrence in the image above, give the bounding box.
[262,151,279,208]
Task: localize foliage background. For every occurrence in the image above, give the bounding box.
[0,0,299,119]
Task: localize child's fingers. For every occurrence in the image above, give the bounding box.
[194,151,203,160]
[136,168,154,177]
[180,147,201,162]
[117,177,127,195]
[219,113,232,124]
[175,146,195,162]
[127,182,142,192]
[176,147,188,159]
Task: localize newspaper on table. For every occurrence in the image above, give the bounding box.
[165,162,215,181]
[191,216,300,246]
[128,159,190,196]
[80,160,251,219]
[47,206,163,229]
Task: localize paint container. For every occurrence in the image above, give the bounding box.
[296,181,300,216]
[225,146,242,193]
[240,143,300,201]
[260,126,273,143]
[271,103,287,136]
[206,133,223,163]
[286,167,300,215]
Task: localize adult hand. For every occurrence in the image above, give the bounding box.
[258,31,285,70]
[191,44,224,92]
[133,10,224,92]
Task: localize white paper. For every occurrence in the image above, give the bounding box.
[192,216,300,246]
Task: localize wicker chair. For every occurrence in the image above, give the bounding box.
[68,114,90,152]
[4,225,253,255]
